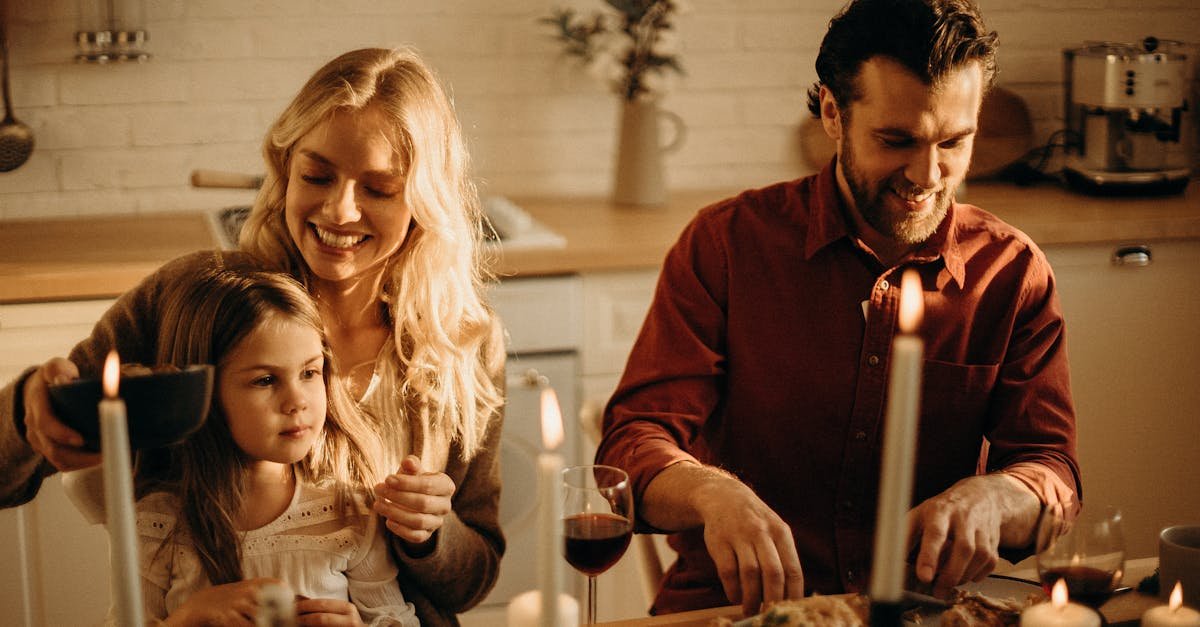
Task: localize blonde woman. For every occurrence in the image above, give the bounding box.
[2,48,506,626]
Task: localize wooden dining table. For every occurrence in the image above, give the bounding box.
[598,557,1163,626]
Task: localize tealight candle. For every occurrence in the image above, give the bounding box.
[506,590,579,627]
[99,351,144,627]
[1020,579,1100,627]
[1142,583,1200,627]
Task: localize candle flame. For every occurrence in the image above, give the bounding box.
[1051,578,1068,608]
[898,269,923,334]
[540,387,563,450]
[1170,581,1183,610]
[102,350,120,398]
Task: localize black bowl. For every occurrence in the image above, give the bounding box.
[47,365,214,452]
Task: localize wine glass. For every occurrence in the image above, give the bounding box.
[562,464,634,625]
[1035,501,1125,608]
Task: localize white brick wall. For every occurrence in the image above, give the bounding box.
[0,0,1197,219]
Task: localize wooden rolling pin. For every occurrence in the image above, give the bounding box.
[190,169,263,189]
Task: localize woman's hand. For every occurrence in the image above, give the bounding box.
[373,454,455,555]
[162,577,283,627]
[22,358,101,472]
[295,597,365,626]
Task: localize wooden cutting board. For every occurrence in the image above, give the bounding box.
[797,86,1035,180]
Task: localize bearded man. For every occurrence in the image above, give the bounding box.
[595,0,1081,617]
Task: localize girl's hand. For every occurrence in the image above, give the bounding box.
[295,597,365,626]
[163,577,283,626]
[373,455,455,553]
[22,358,101,472]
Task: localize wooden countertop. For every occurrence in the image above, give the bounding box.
[1,181,1197,303]
[0,212,216,304]
[598,558,1164,627]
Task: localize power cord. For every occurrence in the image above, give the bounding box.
[995,128,1081,186]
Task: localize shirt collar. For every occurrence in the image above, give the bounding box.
[909,200,966,289]
[803,159,851,260]
[803,158,965,289]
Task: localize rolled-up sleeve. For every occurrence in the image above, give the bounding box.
[983,247,1082,508]
[595,210,731,531]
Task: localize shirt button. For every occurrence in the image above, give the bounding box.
[867,354,880,367]
[847,569,856,583]
[842,499,855,510]
[854,430,867,440]
[878,280,889,291]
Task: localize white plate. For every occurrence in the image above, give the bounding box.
[903,575,1044,626]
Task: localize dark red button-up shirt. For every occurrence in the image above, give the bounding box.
[595,164,1081,614]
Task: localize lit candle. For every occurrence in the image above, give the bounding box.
[1142,583,1200,627]
[870,269,924,614]
[1020,579,1101,627]
[538,387,565,627]
[100,351,144,626]
[508,387,579,627]
[507,590,579,627]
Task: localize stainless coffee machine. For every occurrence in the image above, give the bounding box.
[1063,37,1196,195]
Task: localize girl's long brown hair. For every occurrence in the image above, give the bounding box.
[136,268,382,585]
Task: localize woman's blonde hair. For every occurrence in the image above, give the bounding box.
[137,268,383,585]
[239,47,503,461]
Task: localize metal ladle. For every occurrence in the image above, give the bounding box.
[0,4,34,172]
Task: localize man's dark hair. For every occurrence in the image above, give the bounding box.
[805,0,998,118]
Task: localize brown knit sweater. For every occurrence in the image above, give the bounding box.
[0,250,506,626]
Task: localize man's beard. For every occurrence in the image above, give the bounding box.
[840,140,952,246]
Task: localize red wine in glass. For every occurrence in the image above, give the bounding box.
[1039,565,1120,608]
[563,512,633,576]
[562,464,634,624]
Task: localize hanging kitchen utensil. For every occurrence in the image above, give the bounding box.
[0,2,34,172]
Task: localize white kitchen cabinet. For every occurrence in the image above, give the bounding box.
[462,276,584,626]
[0,298,116,627]
[578,269,675,622]
[579,269,661,450]
[1042,239,1200,560]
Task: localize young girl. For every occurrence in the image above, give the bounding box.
[127,267,418,626]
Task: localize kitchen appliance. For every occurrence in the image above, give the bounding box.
[1063,37,1195,195]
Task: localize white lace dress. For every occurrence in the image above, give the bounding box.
[134,482,419,626]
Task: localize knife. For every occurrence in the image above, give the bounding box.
[902,589,952,608]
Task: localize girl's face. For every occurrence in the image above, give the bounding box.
[284,104,413,291]
[217,316,327,467]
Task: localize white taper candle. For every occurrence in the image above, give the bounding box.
[870,269,924,603]
[538,387,565,627]
[100,351,144,627]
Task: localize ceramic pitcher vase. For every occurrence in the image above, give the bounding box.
[612,98,686,206]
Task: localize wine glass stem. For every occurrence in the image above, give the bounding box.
[587,575,597,624]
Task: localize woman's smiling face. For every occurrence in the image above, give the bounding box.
[284,104,412,289]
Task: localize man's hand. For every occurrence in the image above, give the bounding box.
[907,473,1040,596]
[643,463,804,616]
[373,455,455,555]
[295,598,365,626]
[22,358,101,472]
